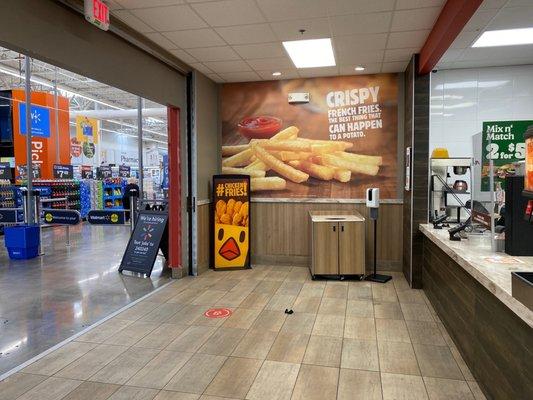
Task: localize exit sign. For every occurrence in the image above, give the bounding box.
[84,0,110,31]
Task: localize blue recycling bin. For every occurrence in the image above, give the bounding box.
[4,225,40,260]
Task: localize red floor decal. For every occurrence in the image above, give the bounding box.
[204,308,232,318]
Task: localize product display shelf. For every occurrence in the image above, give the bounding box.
[33,179,81,211]
[0,180,24,234]
[103,178,125,209]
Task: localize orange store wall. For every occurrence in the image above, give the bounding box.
[11,89,70,179]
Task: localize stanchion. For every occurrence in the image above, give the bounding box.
[129,188,139,232]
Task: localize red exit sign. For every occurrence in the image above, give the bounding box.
[84,0,110,31]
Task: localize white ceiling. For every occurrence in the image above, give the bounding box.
[437,0,533,70]
[107,0,447,82]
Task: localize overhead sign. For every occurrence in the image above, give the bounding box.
[53,164,74,179]
[97,165,112,179]
[119,165,131,178]
[81,165,94,179]
[0,162,12,180]
[87,210,126,225]
[76,115,99,144]
[84,0,110,31]
[42,209,81,225]
[17,164,41,179]
[213,174,250,270]
[0,209,23,224]
[120,210,168,277]
[18,104,51,138]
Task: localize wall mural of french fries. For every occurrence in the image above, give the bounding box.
[221,74,399,199]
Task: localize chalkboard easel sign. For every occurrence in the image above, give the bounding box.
[119,210,168,277]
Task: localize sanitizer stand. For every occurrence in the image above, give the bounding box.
[365,188,392,284]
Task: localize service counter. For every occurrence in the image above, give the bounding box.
[420,224,533,400]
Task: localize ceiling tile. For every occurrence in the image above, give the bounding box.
[327,0,395,15]
[487,6,533,29]
[116,0,185,8]
[330,12,392,36]
[298,66,340,78]
[458,45,533,62]
[217,71,262,82]
[187,46,240,62]
[382,61,408,73]
[191,0,265,27]
[506,0,533,6]
[257,0,328,21]
[203,60,252,73]
[168,49,198,64]
[233,43,286,59]
[339,63,382,75]
[477,0,507,9]
[205,73,225,83]
[395,0,445,10]
[216,24,277,45]
[112,10,154,33]
[391,7,441,32]
[337,50,385,65]
[439,49,464,63]
[387,30,430,48]
[107,0,125,11]
[190,62,214,75]
[450,31,480,49]
[163,29,225,48]
[462,10,498,32]
[256,69,300,80]
[246,57,293,70]
[270,18,331,41]
[384,48,417,62]
[130,5,206,31]
[335,33,388,53]
[144,32,178,49]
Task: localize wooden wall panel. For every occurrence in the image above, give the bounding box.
[197,203,210,275]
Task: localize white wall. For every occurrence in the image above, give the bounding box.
[430,65,533,157]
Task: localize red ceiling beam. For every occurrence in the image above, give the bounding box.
[418,0,483,75]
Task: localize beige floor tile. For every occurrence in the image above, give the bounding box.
[413,344,463,380]
[406,320,446,346]
[267,333,309,363]
[197,327,247,356]
[140,303,184,323]
[89,347,159,385]
[381,373,428,400]
[346,299,374,317]
[291,364,338,400]
[190,290,228,306]
[23,341,96,376]
[424,377,475,400]
[276,281,303,296]
[344,316,376,340]
[376,318,411,343]
[215,290,251,307]
[264,294,297,311]
[251,310,287,332]
[231,329,278,359]
[449,345,475,381]
[467,381,487,400]
[240,292,271,309]
[298,282,325,298]
[126,351,193,389]
[292,296,321,313]
[347,285,372,301]
[167,288,201,304]
[435,321,456,347]
[318,297,347,315]
[205,357,263,398]
[246,360,300,400]
[108,386,159,400]
[374,301,403,320]
[133,323,189,349]
[341,339,379,371]
[281,312,316,335]
[166,304,207,325]
[155,391,199,400]
[164,354,226,394]
[104,321,159,346]
[75,318,134,343]
[265,270,289,281]
[55,344,128,380]
[253,280,282,294]
[400,303,434,322]
[312,314,345,337]
[338,369,382,400]
[191,310,232,327]
[209,278,240,291]
[200,396,237,400]
[324,282,348,298]
[16,376,82,400]
[115,302,160,321]
[303,335,342,367]
[378,341,420,376]
[372,285,398,302]
[166,325,216,352]
[393,277,411,292]
[397,289,426,304]
[0,372,47,400]
[222,308,261,329]
[61,381,120,400]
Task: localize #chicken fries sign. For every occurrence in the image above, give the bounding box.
[213,175,251,269]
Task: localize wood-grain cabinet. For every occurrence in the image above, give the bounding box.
[309,212,365,278]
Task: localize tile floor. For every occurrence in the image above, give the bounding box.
[0,266,487,400]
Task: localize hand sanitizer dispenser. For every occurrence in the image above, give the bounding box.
[365,187,391,283]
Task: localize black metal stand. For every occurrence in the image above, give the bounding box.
[365,217,392,284]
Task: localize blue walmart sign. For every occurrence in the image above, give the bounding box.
[19,104,51,138]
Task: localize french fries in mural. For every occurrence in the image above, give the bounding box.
[221,125,382,192]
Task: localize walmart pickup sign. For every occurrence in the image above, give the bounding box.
[19,104,51,138]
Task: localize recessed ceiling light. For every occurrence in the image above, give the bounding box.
[355,66,365,71]
[272,71,282,76]
[282,38,336,68]
[472,27,533,47]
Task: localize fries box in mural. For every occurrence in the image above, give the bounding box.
[213,175,250,270]
[481,120,531,191]
[220,74,399,199]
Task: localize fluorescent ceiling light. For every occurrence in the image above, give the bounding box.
[472,27,533,47]
[272,71,282,76]
[282,38,335,68]
[355,66,365,71]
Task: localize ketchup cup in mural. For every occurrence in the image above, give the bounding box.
[238,116,282,139]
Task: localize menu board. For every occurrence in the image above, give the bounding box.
[119,210,168,276]
[213,174,250,269]
[220,74,399,199]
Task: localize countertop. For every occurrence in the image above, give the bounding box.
[420,224,533,328]
[309,213,365,222]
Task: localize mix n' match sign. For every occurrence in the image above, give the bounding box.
[212,174,251,270]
